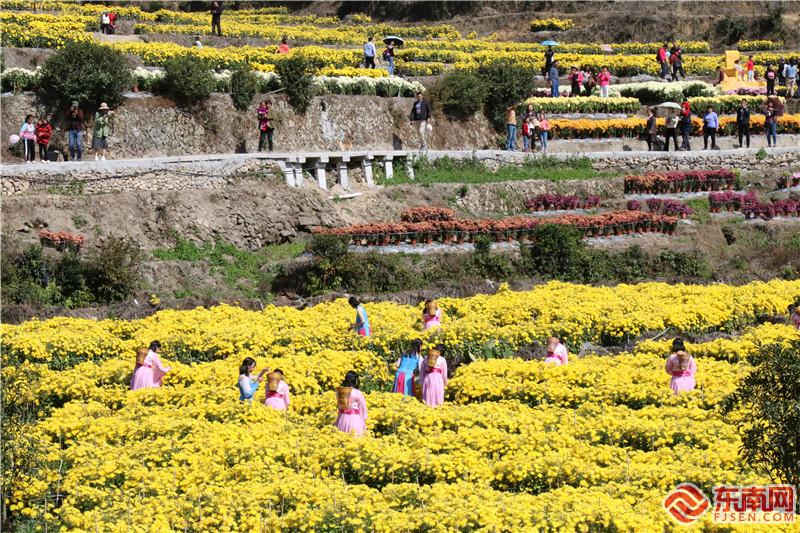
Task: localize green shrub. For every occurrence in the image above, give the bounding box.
[163,54,215,106]
[39,42,132,111]
[84,237,144,302]
[467,235,514,278]
[477,60,534,129]
[230,67,259,111]
[276,56,315,114]
[521,224,586,280]
[430,71,487,121]
[655,250,713,279]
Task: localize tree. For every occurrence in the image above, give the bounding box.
[39,41,132,112]
[722,340,800,487]
[477,60,534,129]
[430,71,487,121]
[230,66,259,111]
[163,54,215,107]
[275,56,315,114]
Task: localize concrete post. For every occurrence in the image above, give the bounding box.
[314,158,328,190]
[277,160,296,187]
[337,161,349,190]
[292,162,304,187]
[382,156,394,180]
[361,155,375,188]
[404,155,415,180]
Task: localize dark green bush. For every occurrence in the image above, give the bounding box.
[39,41,132,112]
[163,54,215,106]
[275,56,315,114]
[655,250,713,280]
[230,66,259,111]
[477,60,534,129]
[84,237,144,302]
[521,224,586,280]
[467,235,514,278]
[430,71,488,121]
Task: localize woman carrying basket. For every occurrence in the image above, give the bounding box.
[665,338,697,395]
[336,371,368,436]
[264,369,291,410]
[420,345,447,407]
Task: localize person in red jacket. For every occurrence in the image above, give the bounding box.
[35,115,53,162]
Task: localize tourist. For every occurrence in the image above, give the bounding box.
[543,337,568,365]
[538,112,549,153]
[680,99,692,151]
[194,35,203,48]
[714,66,725,86]
[210,1,222,37]
[789,303,800,329]
[663,111,679,151]
[764,102,777,148]
[92,103,114,161]
[265,369,291,410]
[383,42,395,75]
[657,43,669,79]
[777,57,787,87]
[409,92,432,150]
[363,36,377,69]
[349,296,371,337]
[19,114,36,163]
[582,66,595,97]
[278,37,290,54]
[702,106,718,150]
[422,299,442,330]
[597,66,611,98]
[543,45,555,77]
[669,42,685,81]
[530,112,541,151]
[130,341,171,390]
[420,345,447,407]
[35,115,53,162]
[66,101,84,161]
[257,100,274,152]
[549,61,560,97]
[746,55,755,82]
[523,103,536,122]
[522,115,535,152]
[734,59,745,82]
[736,99,751,149]
[665,338,696,395]
[237,357,268,402]
[568,66,583,97]
[100,11,111,34]
[335,371,368,436]
[393,339,422,396]
[765,64,776,95]
[505,105,517,151]
[645,107,657,151]
[783,59,797,98]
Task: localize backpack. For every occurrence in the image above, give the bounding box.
[382,49,390,61]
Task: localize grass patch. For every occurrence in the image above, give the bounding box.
[377,156,614,186]
[686,197,711,224]
[152,238,305,299]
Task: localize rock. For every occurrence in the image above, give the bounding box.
[578,342,612,357]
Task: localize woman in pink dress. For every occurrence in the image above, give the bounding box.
[264,368,291,410]
[665,338,697,395]
[130,341,171,390]
[422,299,442,331]
[543,337,569,365]
[420,345,447,407]
[335,371,368,436]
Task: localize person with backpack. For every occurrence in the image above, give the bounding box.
[703,106,719,150]
[257,100,274,152]
[736,100,751,149]
[680,99,692,151]
[35,115,53,162]
[383,42,395,75]
[363,36,377,69]
[657,44,669,79]
[670,43,685,81]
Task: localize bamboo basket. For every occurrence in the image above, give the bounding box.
[336,386,352,411]
[267,372,281,392]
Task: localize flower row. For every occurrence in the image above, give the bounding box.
[624,170,736,194]
[736,39,785,51]
[37,230,84,251]
[709,192,800,219]
[776,172,800,189]
[521,96,640,114]
[529,18,575,31]
[627,198,694,218]
[524,194,601,211]
[399,206,456,223]
[398,40,710,58]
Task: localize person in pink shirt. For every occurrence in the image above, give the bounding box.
[420,345,447,407]
[597,66,612,98]
[746,55,755,81]
[543,337,568,365]
[264,369,291,410]
[422,299,442,330]
[130,341,171,390]
[665,338,697,395]
[538,112,550,153]
[336,371,368,436]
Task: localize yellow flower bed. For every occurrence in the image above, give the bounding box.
[530,18,575,31]
[4,317,798,531]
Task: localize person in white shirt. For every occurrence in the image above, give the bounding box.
[363,36,377,69]
[194,35,202,48]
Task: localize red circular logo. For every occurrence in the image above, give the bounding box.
[663,483,711,524]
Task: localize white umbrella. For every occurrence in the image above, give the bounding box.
[657,102,682,110]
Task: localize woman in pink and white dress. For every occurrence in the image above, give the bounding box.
[130,341,171,390]
[422,299,442,331]
[665,338,697,395]
[543,337,568,365]
[420,345,447,407]
[264,369,291,411]
[335,371,368,436]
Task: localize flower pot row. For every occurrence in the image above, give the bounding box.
[624,170,736,195]
[525,194,601,212]
[399,207,456,223]
[38,230,84,252]
[628,198,694,218]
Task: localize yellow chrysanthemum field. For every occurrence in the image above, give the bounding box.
[3,280,800,531]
